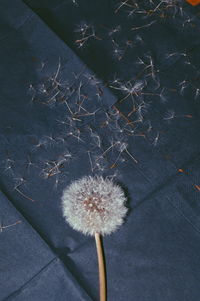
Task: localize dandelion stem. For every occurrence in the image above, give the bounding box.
[95,232,106,301]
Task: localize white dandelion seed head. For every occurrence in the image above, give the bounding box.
[62,176,128,236]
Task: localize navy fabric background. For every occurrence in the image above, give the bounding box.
[0,0,200,300]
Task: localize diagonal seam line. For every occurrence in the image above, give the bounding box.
[0,186,93,301]
[164,152,200,187]
[0,13,34,44]
[3,256,93,301]
[137,151,200,205]
[2,257,57,301]
[166,196,200,237]
[132,152,200,232]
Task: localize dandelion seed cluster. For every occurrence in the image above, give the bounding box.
[0,0,197,198]
[62,176,128,235]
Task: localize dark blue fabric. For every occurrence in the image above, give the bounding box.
[0,0,200,300]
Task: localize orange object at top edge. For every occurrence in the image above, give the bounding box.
[186,0,200,6]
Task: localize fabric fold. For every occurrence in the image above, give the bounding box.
[1,1,200,300]
[0,189,94,301]
[0,190,54,300]
[4,257,92,301]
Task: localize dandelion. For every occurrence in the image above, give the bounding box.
[62,176,128,301]
[62,175,127,235]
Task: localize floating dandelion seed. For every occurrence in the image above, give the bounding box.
[62,176,128,301]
